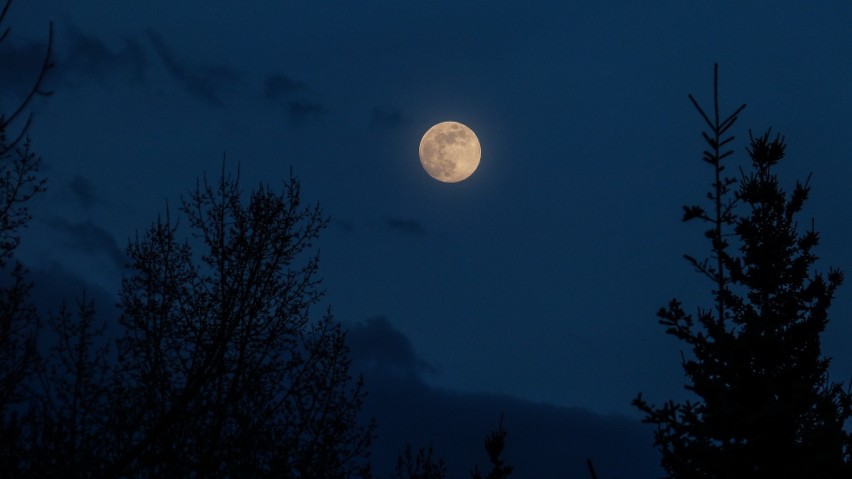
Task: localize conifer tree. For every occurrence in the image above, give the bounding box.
[634,65,852,478]
[471,416,513,479]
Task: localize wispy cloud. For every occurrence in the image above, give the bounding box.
[263,72,326,122]
[385,216,427,236]
[45,216,126,269]
[370,105,406,127]
[61,25,147,85]
[0,38,49,98]
[348,316,437,378]
[332,217,355,233]
[264,73,308,98]
[285,99,325,120]
[68,175,105,208]
[2,24,149,99]
[24,263,121,321]
[147,31,243,107]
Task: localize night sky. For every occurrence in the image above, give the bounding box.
[3,1,852,477]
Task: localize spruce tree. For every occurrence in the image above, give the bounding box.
[471,416,513,479]
[634,65,852,478]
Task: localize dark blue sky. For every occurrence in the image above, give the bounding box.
[3,1,852,477]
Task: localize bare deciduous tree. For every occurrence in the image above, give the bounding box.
[392,445,447,479]
[105,167,373,478]
[0,2,52,470]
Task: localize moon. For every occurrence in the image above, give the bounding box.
[418,121,481,183]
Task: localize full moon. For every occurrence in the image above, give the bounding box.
[418,121,481,183]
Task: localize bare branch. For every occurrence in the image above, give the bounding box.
[1,21,55,154]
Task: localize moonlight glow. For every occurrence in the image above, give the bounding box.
[418,121,481,183]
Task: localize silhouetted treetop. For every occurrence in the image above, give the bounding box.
[105,166,373,478]
[471,415,513,479]
[0,0,54,156]
[634,64,852,479]
[392,445,447,479]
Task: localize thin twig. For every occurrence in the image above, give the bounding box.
[586,459,598,479]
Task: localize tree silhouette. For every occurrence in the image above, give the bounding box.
[99,166,373,478]
[11,297,113,478]
[471,416,513,479]
[2,165,375,478]
[634,65,852,478]
[0,0,52,472]
[391,445,447,479]
[0,0,54,158]
[585,459,598,479]
[0,8,377,472]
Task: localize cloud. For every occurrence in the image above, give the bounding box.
[1,24,150,98]
[385,217,427,236]
[328,217,427,236]
[332,217,355,233]
[264,73,308,98]
[286,99,326,120]
[347,317,662,479]
[262,72,326,122]
[23,261,120,321]
[68,175,104,208]
[348,316,437,378]
[147,31,243,107]
[0,38,50,99]
[60,25,147,85]
[45,216,126,269]
[370,105,406,127]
